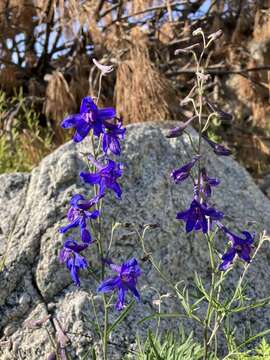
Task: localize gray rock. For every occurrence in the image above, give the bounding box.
[0,122,270,359]
[259,173,270,198]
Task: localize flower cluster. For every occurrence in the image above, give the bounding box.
[170,132,254,270]
[58,95,141,309]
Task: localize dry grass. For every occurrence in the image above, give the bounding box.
[132,0,155,15]
[19,129,54,166]
[115,27,179,124]
[43,71,76,143]
[236,132,270,175]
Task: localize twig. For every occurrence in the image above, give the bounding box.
[166,65,270,76]
[106,1,187,27]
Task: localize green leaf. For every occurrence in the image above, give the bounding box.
[137,312,184,326]
[107,300,135,335]
[237,328,270,350]
[148,331,164,360]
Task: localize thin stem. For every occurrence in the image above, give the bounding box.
[89,130,107,359]
[196,77,203,197]
[90,132,104,279]
[97,74,103,105]
[194,44,205,199]
[203,234,216,360]
[183,130,198,153]
[150,255,203,325]
[103,295,109,360]
[207,239,264,345]
[91,296,102,340]
[202,112,217,133]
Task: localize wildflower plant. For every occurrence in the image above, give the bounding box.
[130,29,270,360]
[57,36,270,360]
[58,59,141,359]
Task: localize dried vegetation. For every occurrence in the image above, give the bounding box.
[0,0,269,176]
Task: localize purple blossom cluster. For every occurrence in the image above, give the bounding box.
[170,133,254,270]
[59,96,141,310]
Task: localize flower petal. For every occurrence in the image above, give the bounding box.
[127,284,140,302]
[70,194,85,206]
[97,276,120,293]
[67,260,81,286]
[106,181,122,199]
[80,96,98,114]
[61,115,83,129]
[59,218,80,233]
[115,287,126,311]
[73,123,91,142]
[80,172,101,185]
[239,245,251,263]
[98,108,116,120]
[64,239,88,253]
[186,215,197,233]
[85,210,100,219]
[109,137,121,155]
[74,253,88,269]
[81,228,92,244]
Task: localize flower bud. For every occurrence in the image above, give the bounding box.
[208,29,223,42]
[192,27,203,36]
[175,43,200,55]
[47,353,57,360]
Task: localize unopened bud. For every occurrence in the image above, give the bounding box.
[47,352,57,360]
[208,29,223,42]
[206,102,233,122]
[144,223,160,229]
[196,72,211,82]
[192,27,203,36]
[175,43,200,55]
[93,58,114,75]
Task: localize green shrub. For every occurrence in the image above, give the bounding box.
[0,88,55,173]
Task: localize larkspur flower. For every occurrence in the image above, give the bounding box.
[203,135,232,156]
[166,116,197,138]
[97,258,141,311]
[171,155,200,183]
[61,96,116,142]
[206,101,233,122]
[59,194,100,243]
[59,239,88,286]
[176,198,223,233]
[80,157,123,199]
[218,224,254,270]
[102,118,126,155]
[194,167,220,199]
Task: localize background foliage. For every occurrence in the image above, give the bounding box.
[0,0,269,175]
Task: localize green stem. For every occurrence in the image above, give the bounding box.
[103,295,109,360]
[90,132,104,279]
[203,234,216,360]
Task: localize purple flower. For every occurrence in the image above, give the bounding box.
[218,225,254,270]
[61,97,116,142]
[203,135,232,156]
[195,168,220,199]
[171,155,200,183]
[80,158,123,199]
[176,199,224,233]
[59,239,88,286]
[166,116,197,138]
[102,119,126,155]
[206,101,233,122]
[97,258,141,311]
[59,194,100,244]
